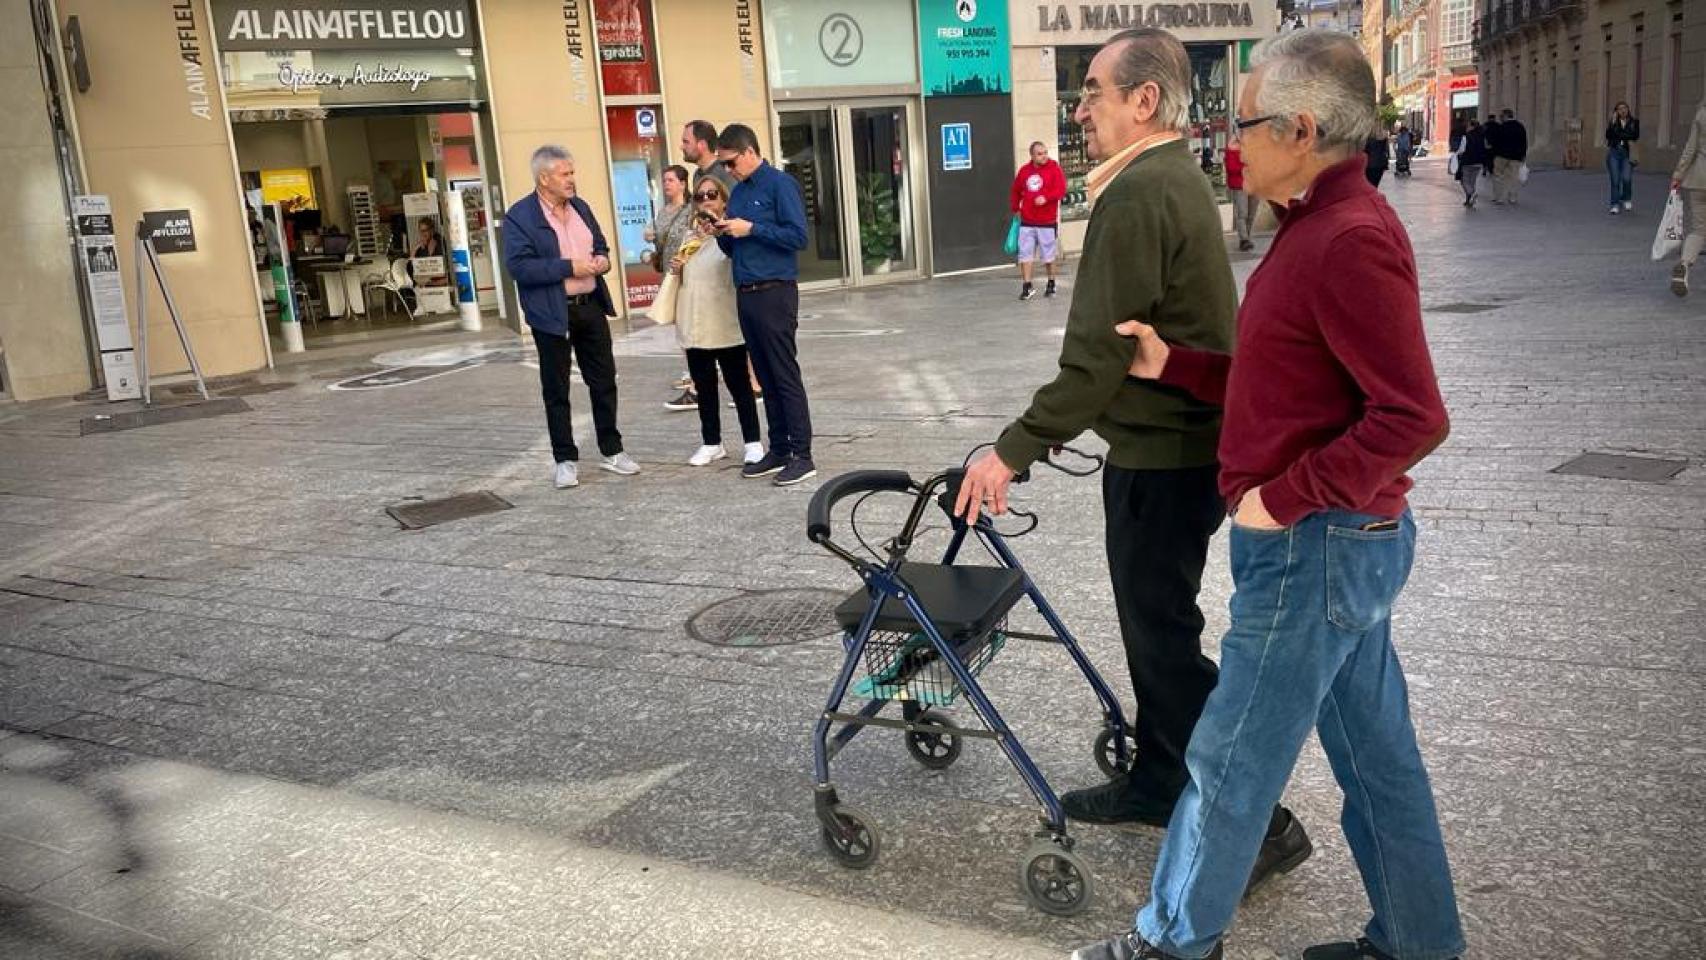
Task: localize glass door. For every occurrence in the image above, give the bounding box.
[777,108,848,286]
[845,104,919,280]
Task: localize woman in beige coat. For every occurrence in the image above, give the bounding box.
[1670,99,1706,297]
[670,177,763,466]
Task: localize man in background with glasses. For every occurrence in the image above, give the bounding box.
[956,28,1312,901]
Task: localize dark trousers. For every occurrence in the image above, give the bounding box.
[686,345,761,446]
[1366,167,1386,188]
[532,299,622,463]
[735,281,812,460]
[1103,463,1227,801]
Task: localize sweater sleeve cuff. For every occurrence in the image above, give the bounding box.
[1260,473,1313,528]
[1157,346,1224,400]
[993,427,1046,475]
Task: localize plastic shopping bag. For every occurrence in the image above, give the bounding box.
[1518,162,1530,184]
[1447,153,1460,177]
[1653,190,1685,261]
[1002,215,1020,257]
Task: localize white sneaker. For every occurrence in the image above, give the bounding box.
[599,452,640,475]
[1610,205,1621,215]
[1623,201,1634,211]
[689,444,726,467]
[553,461,579,489]
[743,442,765,464]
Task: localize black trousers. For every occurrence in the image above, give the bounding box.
[1103,462,1226,802]
[532,299,622,463]
[735,281,813,460]
[686,345,761,446]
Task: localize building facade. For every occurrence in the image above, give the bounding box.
[1475,0,1705,172]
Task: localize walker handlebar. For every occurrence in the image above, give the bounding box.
[806,470,916,545]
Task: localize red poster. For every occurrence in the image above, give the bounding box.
[605,104,665,309]
[593,0,660,97]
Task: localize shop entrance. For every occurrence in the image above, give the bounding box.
[232,108,504,353]
[776,100,925,289]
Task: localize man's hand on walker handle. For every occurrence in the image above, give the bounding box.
[955,450,1017,526]
[1114,318,1169,379]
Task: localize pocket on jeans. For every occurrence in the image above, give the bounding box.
[1325,523,1412,633]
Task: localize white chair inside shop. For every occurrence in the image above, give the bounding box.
[289,278,321,329]
[364,258,416,322]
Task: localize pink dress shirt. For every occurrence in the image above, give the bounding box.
[539,194,597,296]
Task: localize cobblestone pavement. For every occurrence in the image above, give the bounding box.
[2,159,1702,959]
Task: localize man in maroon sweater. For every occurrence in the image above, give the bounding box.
[1071,30,1465,960]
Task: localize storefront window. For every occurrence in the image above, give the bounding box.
[593,0,661,97]
[1053,43,1233,220]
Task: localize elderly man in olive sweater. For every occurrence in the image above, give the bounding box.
[1074,30,1463,960]
[955,26,1311,898]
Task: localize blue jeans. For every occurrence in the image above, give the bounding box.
[1607,149,1634,207]
[1136,510,1464,960]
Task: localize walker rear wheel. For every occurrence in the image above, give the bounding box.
[904,712,963,770]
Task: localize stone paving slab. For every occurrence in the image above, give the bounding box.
[1,161,1704,958]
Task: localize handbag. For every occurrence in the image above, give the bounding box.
[651,271,680,325]
[1653,190,1685,261]
[1002,215,1021,257]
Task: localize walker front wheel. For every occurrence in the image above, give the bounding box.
[1093,728,1136,778]
[820,804,880,869]
[1019,838,1094,916]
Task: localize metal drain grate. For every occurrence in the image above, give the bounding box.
[1551,453,1687,483]
[80,398,253,436]
[387,491,513,530]
[687,588,846,647]
[217,381,296,398]
[1427,303,1502,314]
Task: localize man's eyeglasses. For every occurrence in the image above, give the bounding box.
[693,190,721,201]
[1074,82,1137,108]
[1231,115,1326,139]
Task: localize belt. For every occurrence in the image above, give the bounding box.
[737,279,791,294]
[565,292,595,306]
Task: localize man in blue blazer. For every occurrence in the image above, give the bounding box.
[504,144,639,489]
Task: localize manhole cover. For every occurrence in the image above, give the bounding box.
[1427,302,1501,314]
[1551,453,1687,483]
[387,491,513,530]
[687,588,846,647]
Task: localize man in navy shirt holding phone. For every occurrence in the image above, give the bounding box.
[713,124,816,487]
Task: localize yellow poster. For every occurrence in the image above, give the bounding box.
[260,168,316,210]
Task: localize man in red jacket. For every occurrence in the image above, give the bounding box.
[1010,141,1067,300]
[1071,29,1464,960]
[1223,139,1256,251]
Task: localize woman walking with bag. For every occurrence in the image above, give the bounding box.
[1606,102,1640,215]
[665,177,763,465]
[1670,99,1706,297]
[1455,119,1489,209]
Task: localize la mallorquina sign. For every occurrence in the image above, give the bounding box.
[1036,2,1256,31]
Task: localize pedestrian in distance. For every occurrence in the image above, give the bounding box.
[1605,102,1639,215]
[1076,28,1463,960]
[1454,119,1489,209]
[647,164,701,412]
[1489,108,1528,205]
[1224,138,1257,251]
[1669,99,1706,297]
[1364,130,1389,187]
[1011,141,1068,300]
[667,176,763,467]
[1394,123,1414,177]
[954,26,1313,909]
[714,123,817,487]
[503,145,638,490]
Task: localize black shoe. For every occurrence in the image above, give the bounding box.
[1044,279,1057,297]
[1070,931,1221,960]
[1020,284,1036,301]
[664,389,698,411]
[1061,775,1175,827]
[741,451,788,479]
[773,458,818,486]
[1302,937,1453,960]
[1673,262,1690,298]
[1238,239,1254,251]
[1246,806,1312,896]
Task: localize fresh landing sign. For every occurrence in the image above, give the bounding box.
[212,2,473,51]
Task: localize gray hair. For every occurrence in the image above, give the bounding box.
[1250,28,1378,154]
[1106,28,1192,133]
[530,144,572,181]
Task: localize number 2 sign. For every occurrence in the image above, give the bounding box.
[819,12,862,66]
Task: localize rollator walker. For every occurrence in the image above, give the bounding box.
[806,451,1133,916]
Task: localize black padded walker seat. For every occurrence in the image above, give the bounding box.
[835,563,1028,640]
